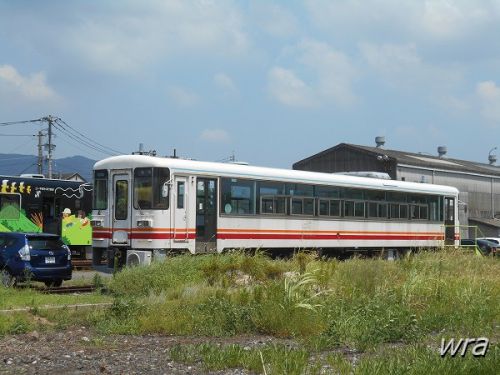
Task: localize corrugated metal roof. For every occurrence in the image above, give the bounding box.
[295,143,500,177]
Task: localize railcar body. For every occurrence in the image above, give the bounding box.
[0,175,93,258]
[91,155,459,264]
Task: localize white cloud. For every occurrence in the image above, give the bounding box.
[305,0,499,42]
[359,42,461,90]
[268,39,357,108]
[214,73,237,93]
[268,67,316,108]
[0,64,59,102]
[251,3,298,38]
[297,39,357,106]
[167,86,198,107]
[65,1,249,74]
[476,81,500,124]
[200,129,230,143]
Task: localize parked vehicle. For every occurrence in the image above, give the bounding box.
[0,232,72,287]
[477,237,500,245]
[460,238,498,256]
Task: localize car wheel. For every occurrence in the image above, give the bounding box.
[1,269,15,288]
[44,279,63,288]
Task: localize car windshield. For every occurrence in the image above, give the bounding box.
[28,237,64,250]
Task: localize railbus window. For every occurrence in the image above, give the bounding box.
[153,168,170,209]
[344,200,365,218]
[221,178,255,215]
[0,193,21,220]
[133,168,170,210]
[93,170,108,210]
[115,180,128,220]
[258,181,286,215]
[177,181,185,209]
[134,168,153,209]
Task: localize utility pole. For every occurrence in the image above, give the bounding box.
[37,131,44,175]
[43,115,56,179]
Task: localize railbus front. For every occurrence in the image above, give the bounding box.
[0,175,93,259]
[91,155,459,267]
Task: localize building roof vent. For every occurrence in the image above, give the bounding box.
[489,147,497,165]
[489,154,497,165]
[375,136,385,148]
[437,146,447,158]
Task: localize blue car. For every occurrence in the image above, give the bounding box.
[0,232,72,287]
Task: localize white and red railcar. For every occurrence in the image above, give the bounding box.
[91,155,459,265]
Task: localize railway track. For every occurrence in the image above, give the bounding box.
[39,285,97,294]
[15,284,98,294]
[72,259,108,271]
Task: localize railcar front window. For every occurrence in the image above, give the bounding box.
[153,168,170,209]
[134,168,170,210]
[93,170,108,210]
[134,168,153,209]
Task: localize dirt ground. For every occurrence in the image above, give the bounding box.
[0,327,299,375]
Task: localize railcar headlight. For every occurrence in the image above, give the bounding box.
[137,220,152,228]
[90,220,103,227]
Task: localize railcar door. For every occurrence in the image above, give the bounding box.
[173,176,189,243]
[195,178,217,253]
[111,172,132,247]
[444,197,456,245]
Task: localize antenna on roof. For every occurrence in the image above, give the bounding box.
[132,143,156,156]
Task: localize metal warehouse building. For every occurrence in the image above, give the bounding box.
[293,138,500,238]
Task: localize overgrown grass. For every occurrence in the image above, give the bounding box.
[1,249,498,372]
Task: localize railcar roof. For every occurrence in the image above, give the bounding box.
[94,155,459,196]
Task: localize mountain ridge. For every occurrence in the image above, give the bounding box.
[0,154,97,181]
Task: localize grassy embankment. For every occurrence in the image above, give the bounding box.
[1,249,498,373]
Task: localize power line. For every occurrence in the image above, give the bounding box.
[55,118,124,155]
[0,119,44,127]
[52,122,118,156]
[0,133,37,137]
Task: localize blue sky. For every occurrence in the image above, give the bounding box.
[1,0,499,169]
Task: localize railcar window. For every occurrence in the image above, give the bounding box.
[133,168,170,210]
[177,182,185,209]
[368,202,388,218]
[153,168,170,209]
[0,194,20,220]
[260,195,287,215]
[366,190,385,201]
[390,203,409,219]
[330,200,341,216]
[316,186,340,198]
[115,180,128,220]
[93,170,108,210]
[410,204,429,220]
[221,178,255,215]
[428,196,439,221]
[259,181,285,195]
[134,168,153,209]
[344,189,364,200]
[344,200,365,218]
[386,192,407,202]
[286,184,314,197]
[291,198,303,215]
